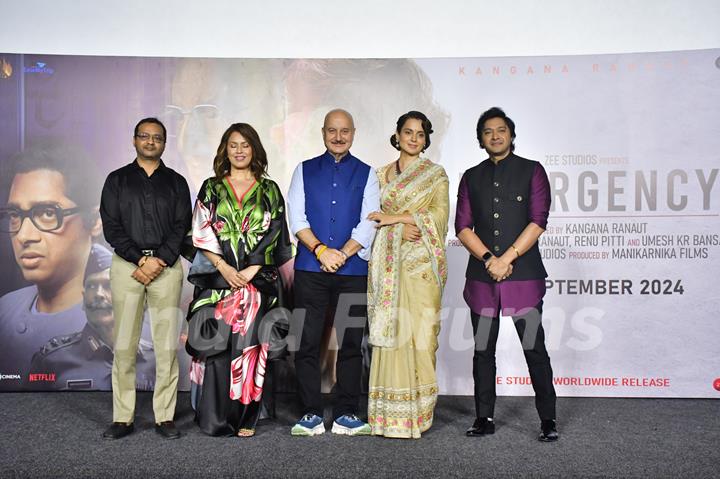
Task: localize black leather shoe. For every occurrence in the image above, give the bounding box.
[466,418,495,436]
[102,422,134,440]
[155,421,181,439]
[539,419,559,442]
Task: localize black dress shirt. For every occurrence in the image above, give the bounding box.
[100,159,191,266]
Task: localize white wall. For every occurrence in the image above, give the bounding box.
[1,0,718,58]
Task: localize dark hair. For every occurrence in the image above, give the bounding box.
[212,123,268,180]
[133,117,167,141]
[476,107,516,152]
[3,140,101,229]
[390,110,433,152]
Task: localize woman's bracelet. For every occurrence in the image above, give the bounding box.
[213,257,224,268]
[511,244,521,258]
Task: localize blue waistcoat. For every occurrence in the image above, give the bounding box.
[295,151,370,275]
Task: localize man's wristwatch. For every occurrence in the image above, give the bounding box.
[482,251,493,263]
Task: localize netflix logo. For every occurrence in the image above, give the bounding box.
[28,373,56,382]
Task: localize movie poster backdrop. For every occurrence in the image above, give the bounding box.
[0,50,717,397]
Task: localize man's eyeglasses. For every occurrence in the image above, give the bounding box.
[135,133,166,143]
[0,205,82,233]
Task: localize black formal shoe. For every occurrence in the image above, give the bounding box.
[466,418,495,436]
[539,419,559,442]
[155,421,181,439]
[102,422,134,440]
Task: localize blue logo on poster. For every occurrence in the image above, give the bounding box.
[24,61,55,75]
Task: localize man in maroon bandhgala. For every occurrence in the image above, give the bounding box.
[455,107,558,442]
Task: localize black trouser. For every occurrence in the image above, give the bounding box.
[293,270,367,419]
[471,301,556,420]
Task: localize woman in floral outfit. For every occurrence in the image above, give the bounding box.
[186,123,293,437]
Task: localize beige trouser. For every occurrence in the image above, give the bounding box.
[110,254,183,423]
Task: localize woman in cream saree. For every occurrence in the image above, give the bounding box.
[367,111,449,438]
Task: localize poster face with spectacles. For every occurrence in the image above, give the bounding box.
[0,50,718,397]
[0,56,178,391]
[0,147,163,391]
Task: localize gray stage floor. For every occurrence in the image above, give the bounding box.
[1,392,718,478]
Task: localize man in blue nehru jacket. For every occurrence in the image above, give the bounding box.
[287,109,380,436]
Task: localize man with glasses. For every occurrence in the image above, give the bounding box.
[99,118,191,440]
[0,142,107,390]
